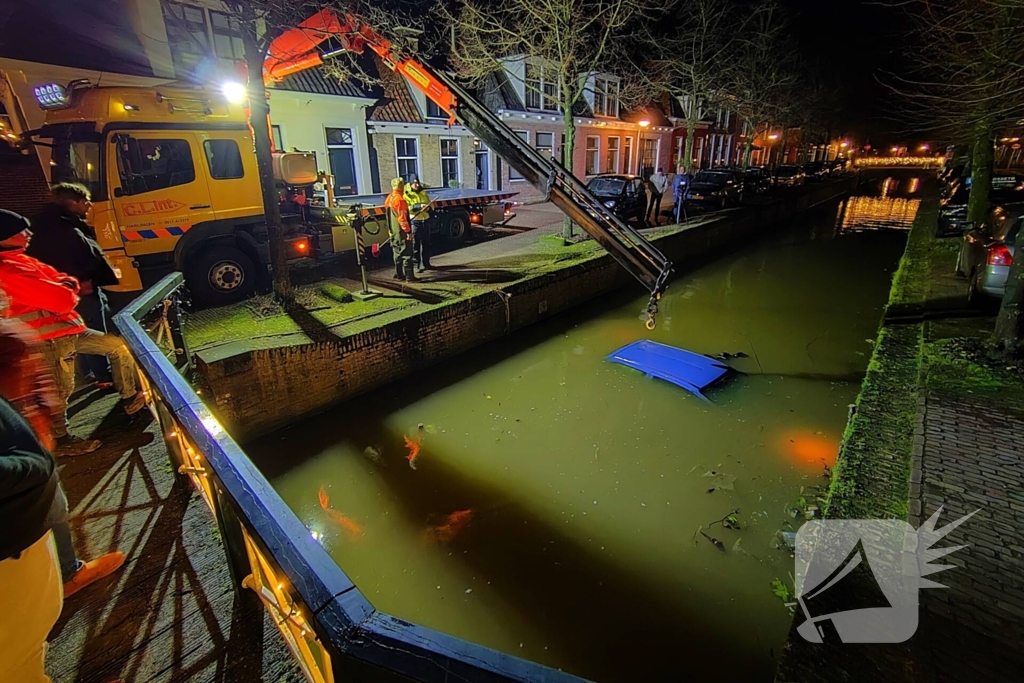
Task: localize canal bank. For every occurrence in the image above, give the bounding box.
[777,178,1024,682]
[189,177,857,441]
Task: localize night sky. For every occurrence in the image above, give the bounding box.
[779,0,914,146]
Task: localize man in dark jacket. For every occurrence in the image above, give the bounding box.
[28,183,120,386]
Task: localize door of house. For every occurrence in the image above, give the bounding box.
[475,150,489,190]
[326,127,357,196]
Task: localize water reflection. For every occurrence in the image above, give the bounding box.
[248,182,921,682]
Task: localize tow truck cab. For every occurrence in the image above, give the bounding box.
[30,80,357,305]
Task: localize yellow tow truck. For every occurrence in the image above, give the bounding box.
[24,80,516,305]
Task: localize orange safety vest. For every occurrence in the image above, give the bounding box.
[0,251,86,341]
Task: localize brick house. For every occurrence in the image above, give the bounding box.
[365,58,475,195]
[477,58,674,202]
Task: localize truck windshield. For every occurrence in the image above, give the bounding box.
[51,140,102,199]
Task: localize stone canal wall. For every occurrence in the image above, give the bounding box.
[196,178,857,441]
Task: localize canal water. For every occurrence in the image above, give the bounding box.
[248,176,922,682]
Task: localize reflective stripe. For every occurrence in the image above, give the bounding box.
[16,310,47,322]
[34,320,81,337]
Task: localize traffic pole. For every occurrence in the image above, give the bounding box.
[352,218,381,301]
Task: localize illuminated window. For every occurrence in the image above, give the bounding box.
[535,132,554,160]
[606,136,620,173]
[586,136,600,176]
[623,137,634,174]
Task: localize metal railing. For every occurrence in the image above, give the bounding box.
[113,272,586,683]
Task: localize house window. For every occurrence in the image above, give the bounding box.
[509,130,528,180]
[326,128,354,146]
[209,10,244,61]
[605,137,620,173]
[641,138,659,173]
[271,125,283,151]
[536,132,554,160]
[592,77,619,117]
[396,137,420,182]
[524,62,559,112]
[204,139,244,179]
[426,100,446,120]
[440,138,460,187]
[624,137,634,174]
[162,2,209,77]
[585,136,600,176]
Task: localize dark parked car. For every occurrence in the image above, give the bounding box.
[744,166,771,193]
[684,170,743,209]
[586,174,648,225]
[829,160,848,176]
[803,162,829,181]
[773,165,806,187]
[937,175,1024,238]
[956,203,1024,303]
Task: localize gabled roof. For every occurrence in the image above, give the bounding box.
[478,71,524,112]
[272,66,375,100]
[366,57,423,123]
[620,102,673,128]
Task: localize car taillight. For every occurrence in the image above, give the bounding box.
[469,213,482,224]
[988,243,1014,266]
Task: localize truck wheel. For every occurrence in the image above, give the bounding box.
[445,211,472,245]
[186,245,257,306]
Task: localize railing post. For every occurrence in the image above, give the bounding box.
[167,292,192,374]
[211,481,258,601]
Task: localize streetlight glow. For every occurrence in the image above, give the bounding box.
[221,81,246,104]
[768,133,780,140]
[638,119,651,128]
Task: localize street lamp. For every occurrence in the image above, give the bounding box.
[918,144,930,153]
[638,119,651,175]
[221,81,246,104]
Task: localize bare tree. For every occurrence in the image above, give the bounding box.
[631,0,735,174]
[728,0,797,168]
[439,0,656,239]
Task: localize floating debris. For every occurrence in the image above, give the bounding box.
[423,509,474,544]
[317,486,364,539]
[703,470,737,492]
[404,436,421,469]
[363,446,384,464]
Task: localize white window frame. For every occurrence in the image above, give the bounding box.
[524,61,560,113]
[509,130,529,181]
[624,136,634,175]
[535,131,555,160]
[271,125,284,151]
[395,136,421,182]
[162,2,245,78]
[640,138,661,173]
[585,135,601,176]
[592,76,620,118]
[440,137,461,187]
[605,136,621,174]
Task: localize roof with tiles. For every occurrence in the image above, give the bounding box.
[272,66,376,100]
[366,57,423,123]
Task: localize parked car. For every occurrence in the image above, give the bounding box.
[803,162,828,181]
[829,160,848,176]
[774,165,806,187]
[586,174,648,225]
[684,170,743,209]
[937,176,1024,238]
[956,203,1023,303]
[744,166,772,193]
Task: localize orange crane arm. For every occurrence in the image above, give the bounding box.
[263,9,457,116]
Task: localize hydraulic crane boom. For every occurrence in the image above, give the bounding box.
[265,11,673,328]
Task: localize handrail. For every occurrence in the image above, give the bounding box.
[114,272,588,683]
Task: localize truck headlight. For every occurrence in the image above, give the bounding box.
[604,200,616,208]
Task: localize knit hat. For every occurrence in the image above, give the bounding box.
[0,210,29,242]
[391,177,404,189]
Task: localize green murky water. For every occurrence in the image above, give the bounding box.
[249,177,922,681]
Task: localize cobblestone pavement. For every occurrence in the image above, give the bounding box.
[46,390,302,682]
[911,392,1024,649]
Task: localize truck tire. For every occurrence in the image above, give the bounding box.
[185,245,257,306]
[445,211,472,245]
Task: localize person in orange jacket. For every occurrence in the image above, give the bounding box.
[0,210,146,457]
[385,177,416,281]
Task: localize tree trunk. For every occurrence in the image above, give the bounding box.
[562,82,575,240]
[967,121,994,224]
[241,29,291,301]
[683,120,696,174]
[991,229,1024,357]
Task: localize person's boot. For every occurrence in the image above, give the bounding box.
[122,392,147,415]
[55,435,102,457]
[63,551,126,598]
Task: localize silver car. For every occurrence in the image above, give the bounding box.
[956,203,1023,302]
